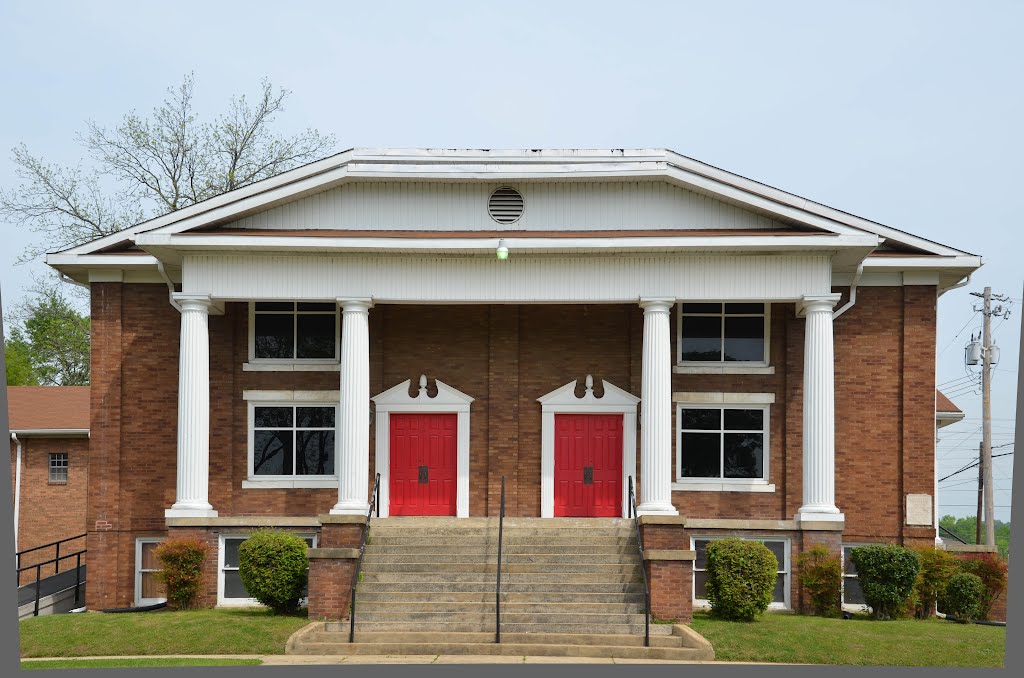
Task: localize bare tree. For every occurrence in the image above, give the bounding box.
[1,73,336,260]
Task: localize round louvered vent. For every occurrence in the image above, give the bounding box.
[487,186,525,224]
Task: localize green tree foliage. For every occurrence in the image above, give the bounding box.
[939,515,1010,558]
[237,531,309,614]
[704,538,778,621]
[849,545,920,620]
[154,538,211,610]
[912,547,960,619]
[797,546,842,617]
[956,553,1008,621]
[940,572,985,623]
[4,278,90,385]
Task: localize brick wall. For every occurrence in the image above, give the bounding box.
[86,284,940,609]
[10,437,89,585]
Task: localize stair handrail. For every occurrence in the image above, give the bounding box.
[15,533,87,577]
[17,548,86,617]
[349,472,381,643]
[495,476,506,643]
[628,476,650,647]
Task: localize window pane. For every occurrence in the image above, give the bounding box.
[253,430,293,476]
[723,316,765,362]
[772,573,786,603]
[761,541,786,571]
[255,302,293,311]
[694,570,709,600]
[254,313,294,359]
[724,409,763,431]
[296,314,336,359]
[296,431,335,475]
[141,572,165,599]
[140,542,161,569]
[224,538,245,569]
[296,407,335,428]
[680,315,721,361]
[681,409,720,431]
[680,433,721,478]
[843,547,858,576]
[694,540,710,570]
[723,432,763,479]
[844,576,866,605]
[725,303,764,315]
[223,570,249,599]
[297,302,337,312]
[255,407,293,428]
[682,303,721,314]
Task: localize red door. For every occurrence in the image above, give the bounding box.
[390,413,458,516]
[554,414,623,517]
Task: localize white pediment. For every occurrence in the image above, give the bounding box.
[537,375,639,412]
[372,375,474,412]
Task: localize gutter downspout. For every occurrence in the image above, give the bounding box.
[11,432,21,554]
[939,273,972,297]
[156,260,181,312]
[832,262,864,320]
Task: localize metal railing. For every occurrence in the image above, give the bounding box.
[16,533,86,579]
[939,525,969,545]
[627,476,650,647]
[349,473,381,643]
[17,550,86,617]
[495,476,506,643]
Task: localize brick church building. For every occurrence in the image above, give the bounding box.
[45,149,981,629]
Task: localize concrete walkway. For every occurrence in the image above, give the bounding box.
[21,654,733,665]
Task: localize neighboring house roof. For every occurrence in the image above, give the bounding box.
[45,148,982,290]
[936,389,965,429]
[7,386,90,436]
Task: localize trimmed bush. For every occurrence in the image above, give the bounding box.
[912,547,960,619]
[154,538,211,610]
[956,553,1008,621]
[237,531,309,614]
[704,538,778,621]
[941,572,984,623]
[849,545,919,620]
[797,546,842,617]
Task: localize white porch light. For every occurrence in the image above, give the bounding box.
[496,239,509,260]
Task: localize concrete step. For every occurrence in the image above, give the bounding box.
[349,601,645,614]
[368,517,633,528]
[356,591,646,603]
[348,621,671,635]
[361,572,642,584]
[364,543,638,555]
[319,630,683,648]
[363,553,632,565]
[293,640,702,660]
[361,562,641,574]
[369,528,636,539]
[356,581,645,594]
[354,611,646,624]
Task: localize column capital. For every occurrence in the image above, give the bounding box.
[337,297,374,312]
[172,293,213,312]
[639,297,675,313]
[797,294,842,317]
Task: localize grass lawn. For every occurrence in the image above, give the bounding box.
[19,608,309,658]
[691,610,1005,667]
[22,658,263,670]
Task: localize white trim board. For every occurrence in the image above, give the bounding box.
[537,376,639,519]
[371,376,474,518]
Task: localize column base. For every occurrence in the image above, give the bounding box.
[330,502,370,516]
[165,505,218,519]
[796,510,845,528]
[636,502,679,516]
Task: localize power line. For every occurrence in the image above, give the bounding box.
[938,452,1014,482]
[938,311,980,356]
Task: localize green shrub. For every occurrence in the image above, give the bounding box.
[237,531,309,614]
[154,538,211,610]
[704,538,778,621]
[797,546,842,617]
[956,553,1008,621]
[912,547,960,619]
[849,545,919,620]
[941,572,984,623]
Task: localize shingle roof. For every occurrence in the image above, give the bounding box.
[6,386,90,432]
[936,389,962,414]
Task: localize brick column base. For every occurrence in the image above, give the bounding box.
[307,558,358,621]
[638,516,693,623]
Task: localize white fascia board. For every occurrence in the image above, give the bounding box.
[863,255,983,270]
[936,411,966,428]
[10,428,90,437]
[46,253,159,268]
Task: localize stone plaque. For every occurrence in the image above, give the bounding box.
[905,494,933,526]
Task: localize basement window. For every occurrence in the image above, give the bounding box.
[841,544,870,610]
[135,538,166,606]
[250,301,339,362]
[219,533,315,606]
[677,303,769,367]
[692,536,790,609]
[48,453,68,484]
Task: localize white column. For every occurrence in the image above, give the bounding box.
[637,298,678,515]
[166,294,217,518]
[331,298,373,515]
[797,294,844,525]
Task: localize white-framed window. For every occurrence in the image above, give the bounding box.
[135,538,166,606]
[692,536,790,609]
[247,402,337,487]
[248,301,339,363]
[48,453,68,484]
[676,403,769,484]
[218,533,316,607]
[841,544,870,611]
[676,302,769,365]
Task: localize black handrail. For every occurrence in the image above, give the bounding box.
[495,476,506,643]
[939,525,969,545]
[16,533,87,576]
[17,549,86,617]
[349,473,381,643]
[627,476,650,647]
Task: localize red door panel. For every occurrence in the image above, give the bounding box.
[554,414,623,517]
[390,413,457,516]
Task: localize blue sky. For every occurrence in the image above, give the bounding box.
[0,0,1018,520]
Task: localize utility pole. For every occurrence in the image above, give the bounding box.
[976,441,983,544]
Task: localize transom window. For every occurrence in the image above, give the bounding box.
[252,302,338,361]
[693,537,789,608]
[252,405,336,477]
[677,405,767,481]
[678,302,767,363]
[221,534,315,605]
[48,453,68,484]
